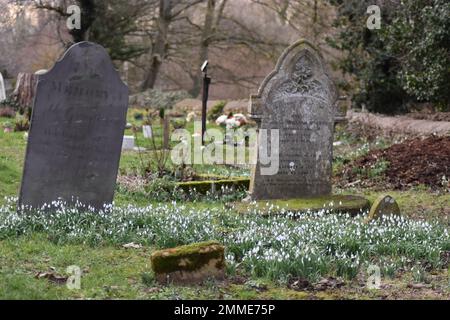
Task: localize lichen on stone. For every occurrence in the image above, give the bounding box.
[177,178,250,194]
[151,241,225,275]
[236,195,370,216]
[366,194,401,222]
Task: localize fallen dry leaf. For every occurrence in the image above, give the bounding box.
[288,277,312,291]
[315,277,345,291]
[35,271,68,285]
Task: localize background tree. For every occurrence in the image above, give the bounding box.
[328,0,450,113]
[156,0,290,97]
[33,0,96,43]
[32,0,152,61]
[140,0,205,90]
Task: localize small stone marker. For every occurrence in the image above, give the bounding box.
[249,40,338,199]
[142,125,152,138]
[19,42,128,211]
[122,135,135,150]
[151,241,225,285]
[0,72,6,102]
[367,195,401,221]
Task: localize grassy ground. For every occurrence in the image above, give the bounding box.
[0,111,449,300]
[1,235,448,300]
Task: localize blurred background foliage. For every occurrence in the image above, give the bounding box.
[328,0,450,113]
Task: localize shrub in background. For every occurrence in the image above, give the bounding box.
[14,114,30,132]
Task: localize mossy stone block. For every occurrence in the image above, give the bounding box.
[151,241,225,284]
[236,195,370,217]
[177,178,250,194]
[366,195,401,222]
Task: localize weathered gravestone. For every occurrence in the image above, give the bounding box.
[366,195,401,222]
[249,40,338,200]
[19,42,128,211]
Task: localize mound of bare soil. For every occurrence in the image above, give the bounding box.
[337,136,450,190]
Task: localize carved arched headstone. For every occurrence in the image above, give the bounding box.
[19,42,129,211]
[249,40,337,199]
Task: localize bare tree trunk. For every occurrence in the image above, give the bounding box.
[12,73,39,115]
[141,0,172,91]
[189,0,216,97]
[190,0,227,97]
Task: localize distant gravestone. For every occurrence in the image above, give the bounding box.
[142,125,152,138]
[0,72,6,102]
[122,135,135,150]
[19,42,128,211]
[249,40,337,199]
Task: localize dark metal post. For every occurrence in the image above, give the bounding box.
[201,61,211,146]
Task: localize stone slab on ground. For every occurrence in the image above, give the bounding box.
[151,241,225,285]
[236,195,370,217]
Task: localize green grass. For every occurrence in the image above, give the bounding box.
[0,234,316,300]
[0,118,26,202]
[0,234,152,299]
[341,188,450,222]
[0,110,251,205]
[1,234,449,300]
[0,234,249,300]
[0,201,448,284]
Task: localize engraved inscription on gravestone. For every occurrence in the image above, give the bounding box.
[249,40,337,200]
[19,42,129,210]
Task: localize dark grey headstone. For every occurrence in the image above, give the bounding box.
[249,40,337,200]
[19,42,128,211]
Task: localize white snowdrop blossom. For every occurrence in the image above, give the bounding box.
[0,197,448,281]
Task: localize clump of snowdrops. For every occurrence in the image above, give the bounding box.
[1,197,448,282]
